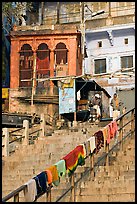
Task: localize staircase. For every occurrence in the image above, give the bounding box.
[75,134,135,202]
[2,122,135,202]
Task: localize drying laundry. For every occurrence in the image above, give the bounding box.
[87,136,96,154]
[24,178,37,202]
[47,165,59,186]
[102,125,109,150]
[33,171,48,199]
[55,159,66,178]
[94,130,104,154]
[108,120,118,139]
[45,169,53,185]
[62,145,85,176]
[80,143,87,158]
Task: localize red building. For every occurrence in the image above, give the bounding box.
[9,25,82,118]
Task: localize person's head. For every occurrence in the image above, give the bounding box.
[114,93,117,99]
[95,94,100,99]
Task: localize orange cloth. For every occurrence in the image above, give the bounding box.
[45,169,52,185]
[47,165,59,184]
[102,126,109,150]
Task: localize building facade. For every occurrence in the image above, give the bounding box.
[8,2,135,117]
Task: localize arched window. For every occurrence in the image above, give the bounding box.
[36,43,50,78]
[19,44,33,87]
[55,43,68,65]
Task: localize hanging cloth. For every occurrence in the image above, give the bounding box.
[45,169,53,185]
[55,159,66,178]
[102,125,109,150]
[94,130,104,154]
[87,136,96,154]
[24,178,37,202]
[47,165,59,186]
[33,171,48,199]
[62,145,85,176]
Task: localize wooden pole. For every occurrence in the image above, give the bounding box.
[31,52,37,108]
[2,128,9,157]
[106,143,109,166]
[40,113,45,137]
[46,188,51,202]
[41,2,44,25]
[14,193,19,202]
[108,2,111,16]
[131,109,134,138]
[71,174,75,202]
[90,154,95,178]
[119,117,123,150]
[22,120,29,145]
[56,2,60,24]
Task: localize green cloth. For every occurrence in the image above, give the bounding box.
[55,159,66,177]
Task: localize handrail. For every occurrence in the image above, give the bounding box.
[9,127,25,134]
[9,136,25,144]
[2,185,27,202]
[115,107,135,121]
[29,128,42,136]
[2,107,135,202]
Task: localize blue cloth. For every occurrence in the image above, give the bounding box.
[33,171,48,199]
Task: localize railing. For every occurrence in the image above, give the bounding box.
[2,114,46,156]
[2,107,135,202]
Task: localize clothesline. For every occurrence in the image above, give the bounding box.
[23,120,118,202]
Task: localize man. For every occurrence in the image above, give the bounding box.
[110,93,120,120]
[92,94,101,121]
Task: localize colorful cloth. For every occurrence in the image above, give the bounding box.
[55,159,66,178]
[62,145,85,176]
[80,143,87,158]
[102,126,109,150]
[45,169,52,185]
[47,165,59,186]
[87,136,96,154]
[108,120,118,139]
[107,125,111,144]
[94,130,104,154]
[33,171,48,199]
[24,178,37,202]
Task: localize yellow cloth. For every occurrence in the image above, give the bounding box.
[102,126,108,150]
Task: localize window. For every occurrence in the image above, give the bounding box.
[55,43,68,64]
[36,43,50,78]
[94,59,106,74]
[124,38,128,44]
[98,41,102,48]
[19,44,33,87]
[121,56,133,72]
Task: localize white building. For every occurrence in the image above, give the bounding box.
[85,23,135,112]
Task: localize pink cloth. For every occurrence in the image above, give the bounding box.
[107,121,118,144]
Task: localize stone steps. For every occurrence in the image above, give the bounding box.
[2,123,135,202]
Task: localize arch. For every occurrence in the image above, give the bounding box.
[55,42,68,65]
[36,43,50,78]
[19,44,33,87]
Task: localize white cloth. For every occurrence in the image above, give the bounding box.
[77,90,81,101]
[24,178,37,202]
[87,136,96,153]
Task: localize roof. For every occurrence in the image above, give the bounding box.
[50,74,111,98]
